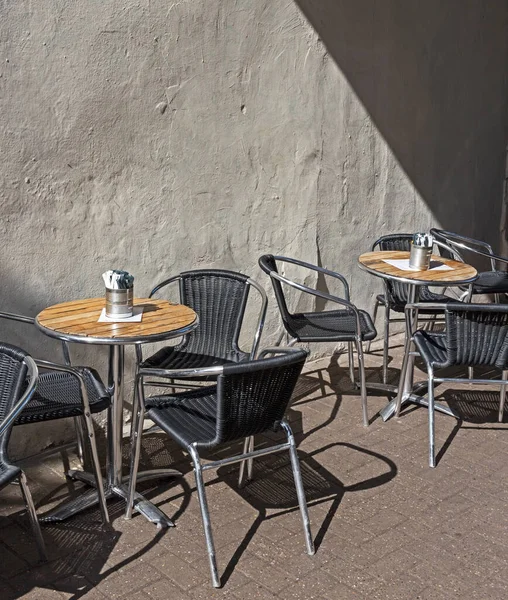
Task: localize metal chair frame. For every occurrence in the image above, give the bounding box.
[259,255,375,427]
[431,228,508,302]
[126,347,314,588]
[368,234,463,383]
[0,345,47,560]
[395,302,508,467]
[0,312,110,525]
[145,270,268,390]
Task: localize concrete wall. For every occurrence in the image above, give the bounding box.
[1,1,508,456]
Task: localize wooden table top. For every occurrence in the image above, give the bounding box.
[358,250,478,285]
[36,297,198,345]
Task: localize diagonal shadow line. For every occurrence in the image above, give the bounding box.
[220,512,265,587]
[67,529,168,600]
[435,419,462,467]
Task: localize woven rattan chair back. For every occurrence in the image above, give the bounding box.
[258,254,293,329]
[0,343,30,461]
[211,350,307,446]
[444,303,508,368]
[372,234,413,307]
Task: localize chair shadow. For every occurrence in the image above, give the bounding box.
[216,442,397,586]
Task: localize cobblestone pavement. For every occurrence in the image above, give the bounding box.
[2,341,508,599]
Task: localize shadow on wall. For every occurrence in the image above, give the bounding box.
[295,0,508,247]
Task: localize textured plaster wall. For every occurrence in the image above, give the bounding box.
[1,1,507,456]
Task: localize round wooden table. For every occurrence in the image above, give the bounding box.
[36,297,198,527]
[358,250,478,287]
[358,251,478,421]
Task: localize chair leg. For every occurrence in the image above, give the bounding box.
[19,472,47,562]
[126,377,145,519]
[280,420,314,555]
[500,370,508,423]
[382,304,390,384]
[355,338,369,427]
[468,366,474,380]
[366,299,381,352]
[74,416,86,468]
[348,343,355,387]
[428,368,436,468]
[81,409,110,525]
[238,436,254,487]
[188,445,220,588]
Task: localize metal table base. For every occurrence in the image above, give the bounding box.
[40,468,181,528]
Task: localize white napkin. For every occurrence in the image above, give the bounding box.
[382,258,453,272]
[98,307,144,323]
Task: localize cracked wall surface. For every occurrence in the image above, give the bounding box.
[1,1,507,456]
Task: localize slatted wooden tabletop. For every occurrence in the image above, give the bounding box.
[358,250,478,284]
[36,297,198,344]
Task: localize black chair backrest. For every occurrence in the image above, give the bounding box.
[444,303,508,368]
[258,255,293,329]
[372,234,413,306]
[178,269,251,361]
[211,349,307,446]
[0,343,30,462]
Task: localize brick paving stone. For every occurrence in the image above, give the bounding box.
[2,350,508,598]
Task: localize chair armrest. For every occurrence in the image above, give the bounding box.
[246,278,268,359]
[149,274,180,298]
[34,359,95,416]
[0,356,38,437]
[0,311,35,325]
[258,347,310,359]
[139,364,225,383]
[271,255,351,300]
[270,271,364,338]
[404,302,450,313]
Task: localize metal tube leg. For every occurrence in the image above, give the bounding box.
[382,304,390,384]
[126,376,145,519]
[188,445,220,588]
[428,369,436,468]
[82,408,110,525]
[355,338,368,427]
[247,436,254,480]
[74,416,86,468]
[280,420,314,555]
[499,370,508,423]
[108,345,125,488]
[366,300,380,352]
[238,437,250,488]
[19,472,47,562]
[468,366,474,380]
[348,343,355,387]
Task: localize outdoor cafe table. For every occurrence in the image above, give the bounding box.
[35,297,198,527]
[358,250,478,421]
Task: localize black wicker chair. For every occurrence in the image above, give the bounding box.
[368,234,460,383]
[0,342,47,560]
[258,255,376,426]
[0,312,110,524]
[141,269,267,374]
[126,347,314,588]
[396,303,508,467]
[431,228,508,301]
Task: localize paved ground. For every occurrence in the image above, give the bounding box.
[2,339,508,599]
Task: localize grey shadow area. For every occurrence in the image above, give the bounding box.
[217,441,397,586]
[295,0,508,245]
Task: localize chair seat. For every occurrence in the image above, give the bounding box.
[0,462,21,491]
[462,271,508,295]
[377,288,456,313]
[413,331,449,369]
[285,309,376,342]
[146,387,219,450]
[15,368,110,425]
[141,346,247,371]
